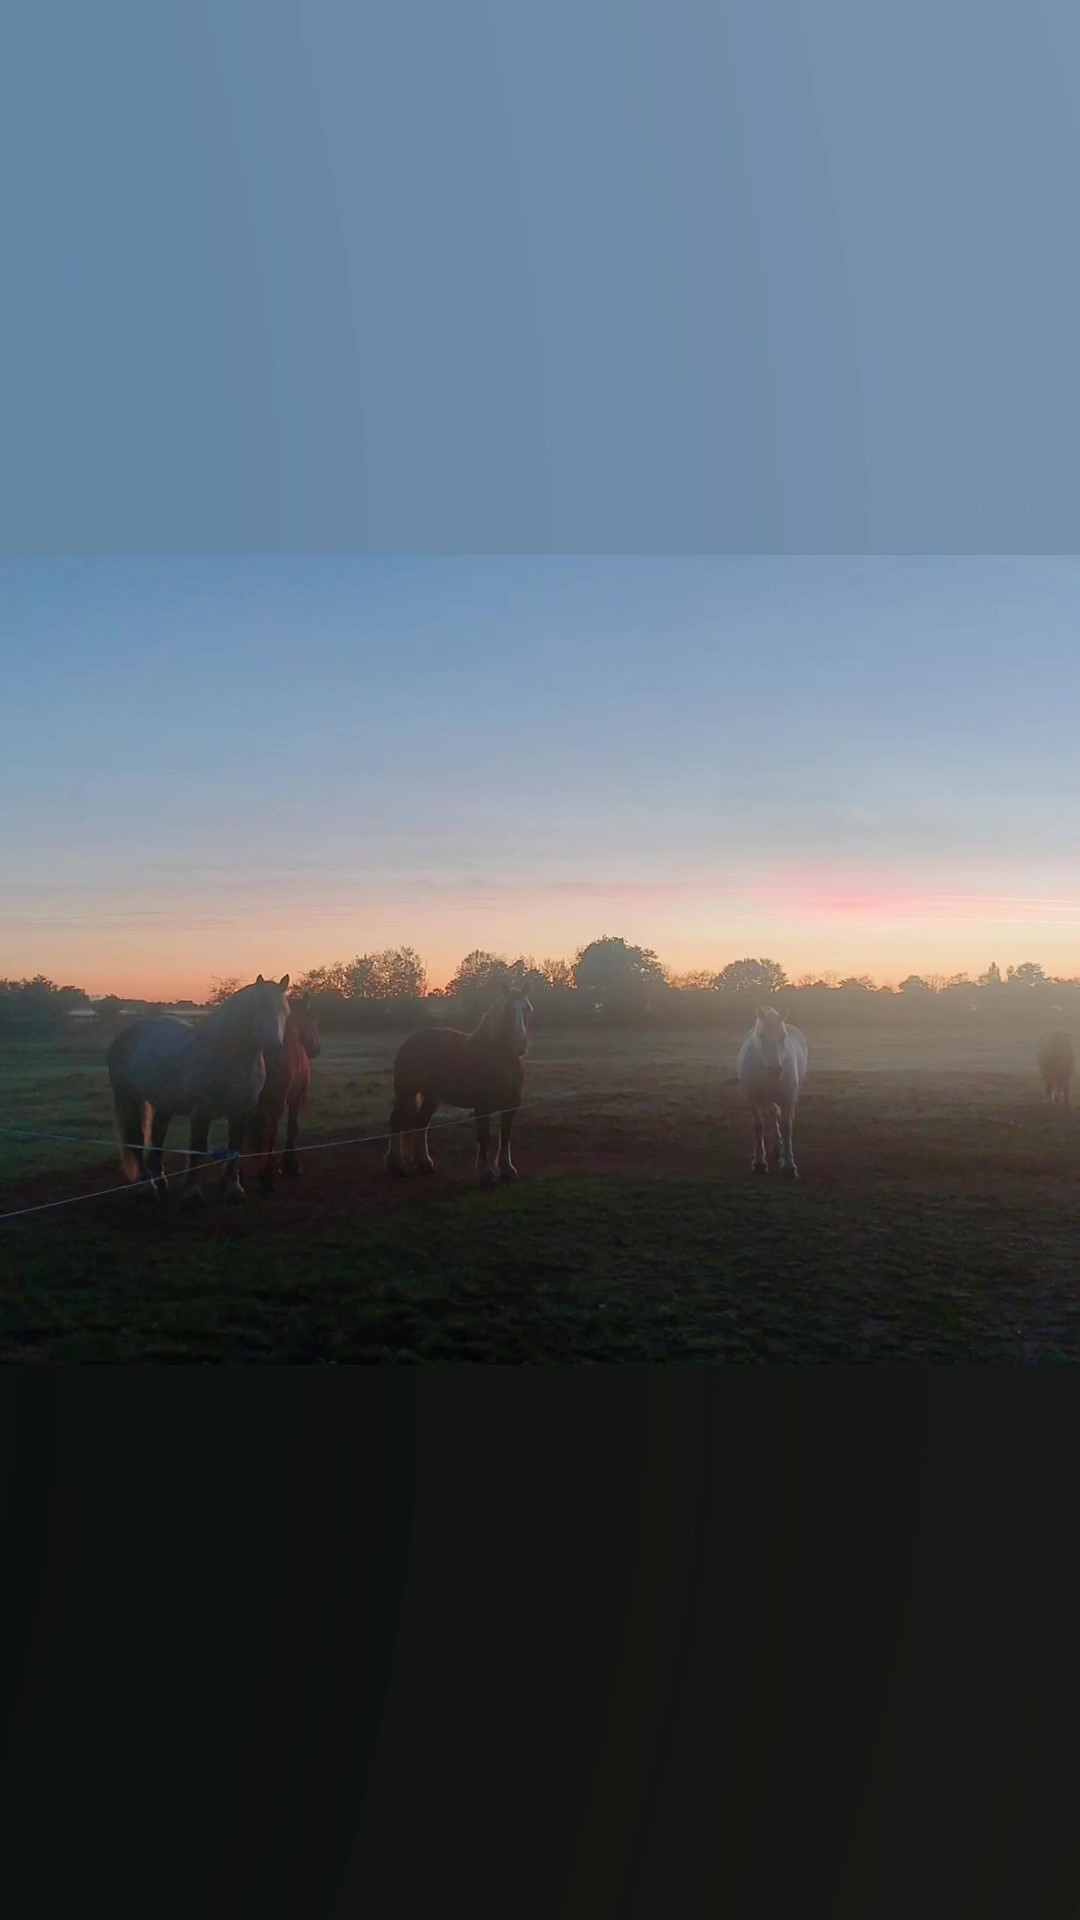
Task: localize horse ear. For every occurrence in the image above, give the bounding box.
[280,973,290,991]
[257,974,264,985]
[756,1005,765,1020]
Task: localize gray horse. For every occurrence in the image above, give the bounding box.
[736,1006,809,1178]
[107,974,291,1205]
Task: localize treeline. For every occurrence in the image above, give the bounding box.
[286,941,1080,1030]
[0,976,198,1036]
[6,941,1080,1038]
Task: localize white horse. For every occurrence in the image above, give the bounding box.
[1037,1030,1075,1107]
[736,1007,809,1178]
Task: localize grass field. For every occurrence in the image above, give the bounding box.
[1,1023,1078,1362]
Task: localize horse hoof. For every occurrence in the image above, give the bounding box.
[180,1186,206,1210]
[479,1165,498,1189]
[282,1157,300,1178]
[781,1164,799,1180]
[415,1158,436,1176]
[499,1164,518,1184]
[752,1162,768,1176]
[138,1180,160,1203]
[225,1185,246,1206]
[386,1159,411,1180]
[258,1172,275,1194]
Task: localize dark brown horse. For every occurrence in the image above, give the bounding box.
[251,996,322,1191]
[385,987,533,1186]
[1038,1030,1075,1107]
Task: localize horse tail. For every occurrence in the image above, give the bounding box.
[112,1086,150,1181]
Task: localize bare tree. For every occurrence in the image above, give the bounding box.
[208,975,243,1005]
[541,956,574,989]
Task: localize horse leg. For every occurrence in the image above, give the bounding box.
[180,1113,211,1208]
[498,1106,518,1183]
[282,1102,302,1177]
[222,1115,247,1204]
[115,1087,154,1194]
[385,1092,416,1177]
[778,1099,799,1178]
[475,1110,498,1188]
[413,1099,437,1174]
[751,1109,768,1174]
[146,1109,173,1198]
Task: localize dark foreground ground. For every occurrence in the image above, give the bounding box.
[1,1027,1077,1361]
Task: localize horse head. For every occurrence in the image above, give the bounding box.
[755,1005,788,1083]
[481,985,533,1056]
[252,972,291,1055]
[288,993,322,1059]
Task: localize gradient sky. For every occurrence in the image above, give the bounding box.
[4,557,1080,999]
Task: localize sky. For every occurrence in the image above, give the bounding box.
[3,556,1080,1000]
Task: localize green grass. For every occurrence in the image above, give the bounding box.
[2,1027,1078,1362]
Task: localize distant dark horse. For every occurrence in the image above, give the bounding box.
[385,987,533,1186]
[1038,1030,1075,1107]
[250,996,322,1192]
[107,974,291,1205]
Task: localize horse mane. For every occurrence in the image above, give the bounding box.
[199,980,258,1039]
[475,999,512,1042]
[198,978,287,1050]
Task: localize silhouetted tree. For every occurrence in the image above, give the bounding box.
[713,957,788,998]
[1007,961,1048,989]
[0,975,90,1030]
[295,961,351,998]
[347,947,427,999]
[978,962,1003,987]
[574,937,665,1009]
[668,969,716,991]
[898,975,931,995]
[447,950,512,999]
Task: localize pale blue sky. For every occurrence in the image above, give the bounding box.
[3,558,1080,994]
[4,4,1080,550]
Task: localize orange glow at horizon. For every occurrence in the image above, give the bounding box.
[8,873,1080,1001]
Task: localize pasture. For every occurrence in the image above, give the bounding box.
[1,1023,1078,1362]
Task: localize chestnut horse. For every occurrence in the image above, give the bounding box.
[251,995,322,1191]
[385,987,533,1186]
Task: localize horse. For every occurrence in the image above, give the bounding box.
[385,986,533,1187]
[250,995,322,1192]
[1037,1030,1075,1107]
[736,1006,809,1177]
[107,974,291,1206]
